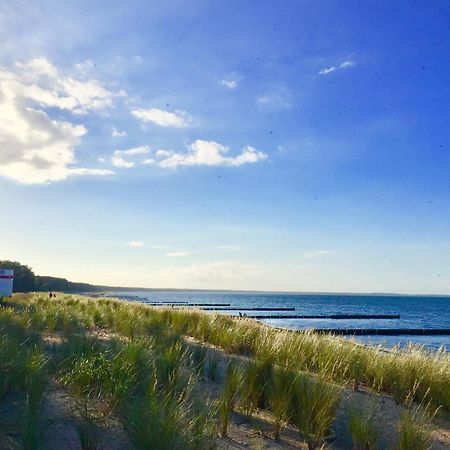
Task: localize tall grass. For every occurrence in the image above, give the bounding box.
[238,358,273,416]
[398,403,435,450]
[348,405,378,450]
[124,378,214,450]
[47,293,445,412]
[22,348,48,450]
[291,375,341,450]
[219,361,242,436]
[190,345,207,377]
[269,367,295,440]
[206,354,219,382]
[2,293,449,450]
[76,419,102,450]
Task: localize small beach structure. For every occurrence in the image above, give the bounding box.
[0,268,14,297]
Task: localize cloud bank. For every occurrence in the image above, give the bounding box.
[0,58,117,184]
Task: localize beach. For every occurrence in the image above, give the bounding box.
[1,292,449,449]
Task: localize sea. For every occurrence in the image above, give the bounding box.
[104,291,450,351]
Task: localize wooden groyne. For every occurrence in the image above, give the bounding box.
[148,303,232,307]
[199,307,295,311]
[313,328,450,335]
[147,301,189,304]
[244,314,400,320]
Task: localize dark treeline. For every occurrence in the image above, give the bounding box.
[0,260,101,293]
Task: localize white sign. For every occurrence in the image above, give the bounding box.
[0,269,14,297]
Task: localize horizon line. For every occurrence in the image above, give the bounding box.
[95,285,450,298]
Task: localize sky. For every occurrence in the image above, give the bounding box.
[1,0,450,294]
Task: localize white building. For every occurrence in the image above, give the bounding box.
[0,269,14,296]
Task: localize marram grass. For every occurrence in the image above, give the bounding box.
[1,292,448,449]
[6,293,450,412]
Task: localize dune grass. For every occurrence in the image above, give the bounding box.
[348,405,378,450]
[22,348,48,450]
[398,406,434,450]
[269,367,295,440]
[0,294,217,448]
[205,353,220,382]
[0,292,448,449]
[76,419,102,450]
[137,300,449,412]
[291,375,341,450]
[219,361,241,436]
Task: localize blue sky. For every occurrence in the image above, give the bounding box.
[1,0,450,293]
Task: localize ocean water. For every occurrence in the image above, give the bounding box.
[107,291,450,351]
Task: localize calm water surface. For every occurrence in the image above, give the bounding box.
[106,291,450,351]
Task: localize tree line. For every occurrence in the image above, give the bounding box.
[0,260,101,293]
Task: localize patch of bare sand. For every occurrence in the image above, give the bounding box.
[41,382,131,450]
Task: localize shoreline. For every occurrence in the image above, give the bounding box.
[109,292,450,352]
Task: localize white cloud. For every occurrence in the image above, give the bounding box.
[319,60,355,75]
[156,149,173,158]
[160,261,255,281]
[119,146,150,156]
[0,58,116,184]
[111,156,135,168]
[220,79,238,89]
[303,250,332,258]
[166,251,191,257]
[112,127,127,137]
[156,140,267,168]
[128,241,144,247]
[73,59,97,75]
[156,262,309,288]
[15,58,121,114]
[131,108,191,128]
[111,146,150,168]
[256,88,292,112]
[69,168,113,177]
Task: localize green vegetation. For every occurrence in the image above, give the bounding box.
[291,376,341,449]
[398,412,432,450]
[269,367,294,440]
[348,406,378,450]
[76,419,102,450]
[219,361,241,436]
[398,402,436,450]
[0,292,447,449]
[0,260,100,293]
[205,353,219,382]
[23,348,48,450]
[141,302,450,412]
